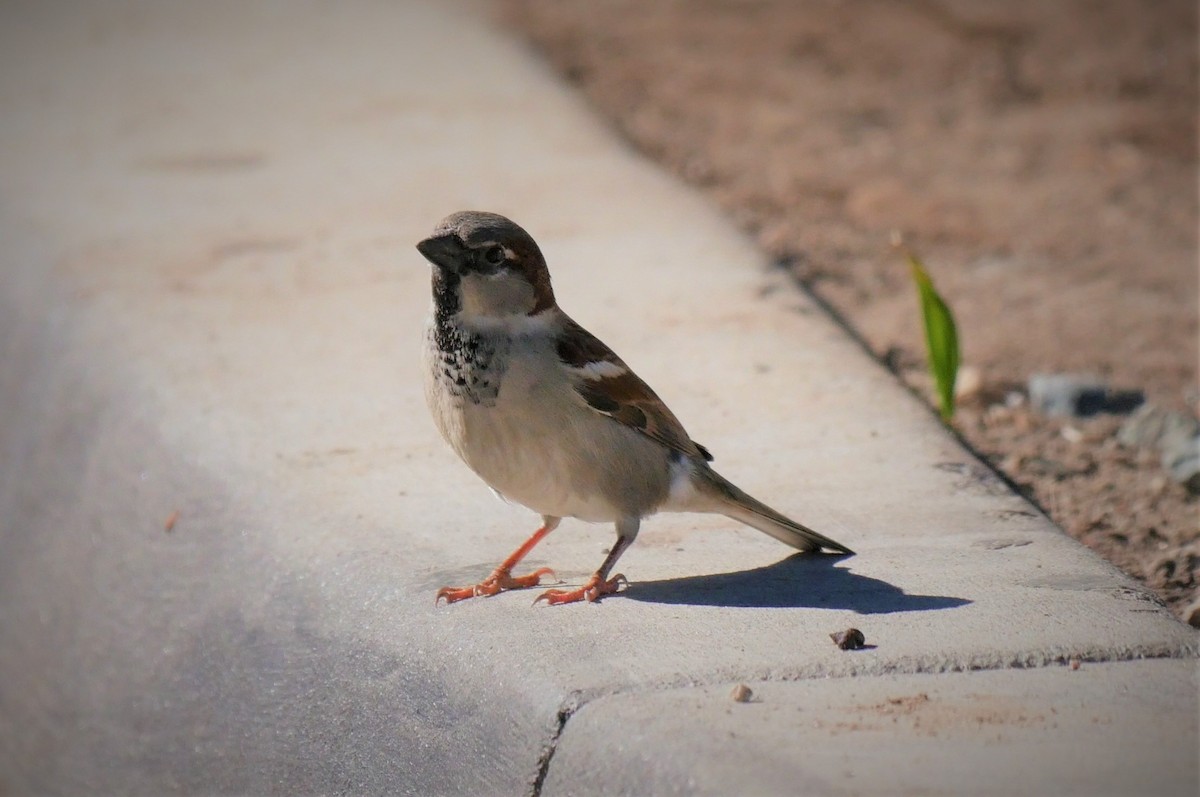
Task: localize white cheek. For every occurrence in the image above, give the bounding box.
[459,272,535,318]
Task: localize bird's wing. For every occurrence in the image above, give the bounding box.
[555,316,713,462]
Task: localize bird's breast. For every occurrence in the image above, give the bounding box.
[421,317,672,521]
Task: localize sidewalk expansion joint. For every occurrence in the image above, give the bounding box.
[582,641,1198,703]
[524,642,1196,794]
[528,698,580,797]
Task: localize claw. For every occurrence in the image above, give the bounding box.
[533,572,627,606]
[505,566,556,590]
[435,566,557,605]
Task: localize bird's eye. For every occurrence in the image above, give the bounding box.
[484,246,506,265]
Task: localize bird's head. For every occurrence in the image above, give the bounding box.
[417,211,556,321]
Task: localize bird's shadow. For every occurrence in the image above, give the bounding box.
[621,553,970,613]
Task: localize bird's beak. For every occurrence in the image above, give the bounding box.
[416,233,467,272]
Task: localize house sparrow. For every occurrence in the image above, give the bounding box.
[418,211,852,605]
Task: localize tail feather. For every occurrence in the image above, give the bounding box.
[697,468,853,555]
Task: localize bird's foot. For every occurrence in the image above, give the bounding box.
[533,573,627,606]
[436,566,556,605]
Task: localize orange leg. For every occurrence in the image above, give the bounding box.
[533,523,637,606]
[436,517,560,604]
[534,572,627,605]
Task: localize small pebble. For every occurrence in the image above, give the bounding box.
[1069,659,1081,671]
[985,403,1010,423]
[1029,373,1143,417]
[955,365,983,401]
[1000,453,1023,473]
[1029,373,1107,417]
[830,628,866,650]
[1162,434,1200,494]
[1117,404,1173,448]
[1061,425,1083,444]
[1117,404,1200,492]
[730,684,753,703]
[1183,599,1200,630]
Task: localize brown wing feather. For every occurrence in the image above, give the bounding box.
[557,317,709,461]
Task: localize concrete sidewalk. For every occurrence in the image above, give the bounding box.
[0,1,1194,795]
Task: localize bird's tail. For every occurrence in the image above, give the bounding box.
[694,467,854,555]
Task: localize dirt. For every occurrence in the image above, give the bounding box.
[501,0,1199,620]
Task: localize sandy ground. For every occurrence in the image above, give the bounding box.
[501,0,1199,620]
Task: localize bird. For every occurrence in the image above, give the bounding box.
[417,210,852,606]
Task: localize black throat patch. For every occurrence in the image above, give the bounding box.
[430,278,506,406]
